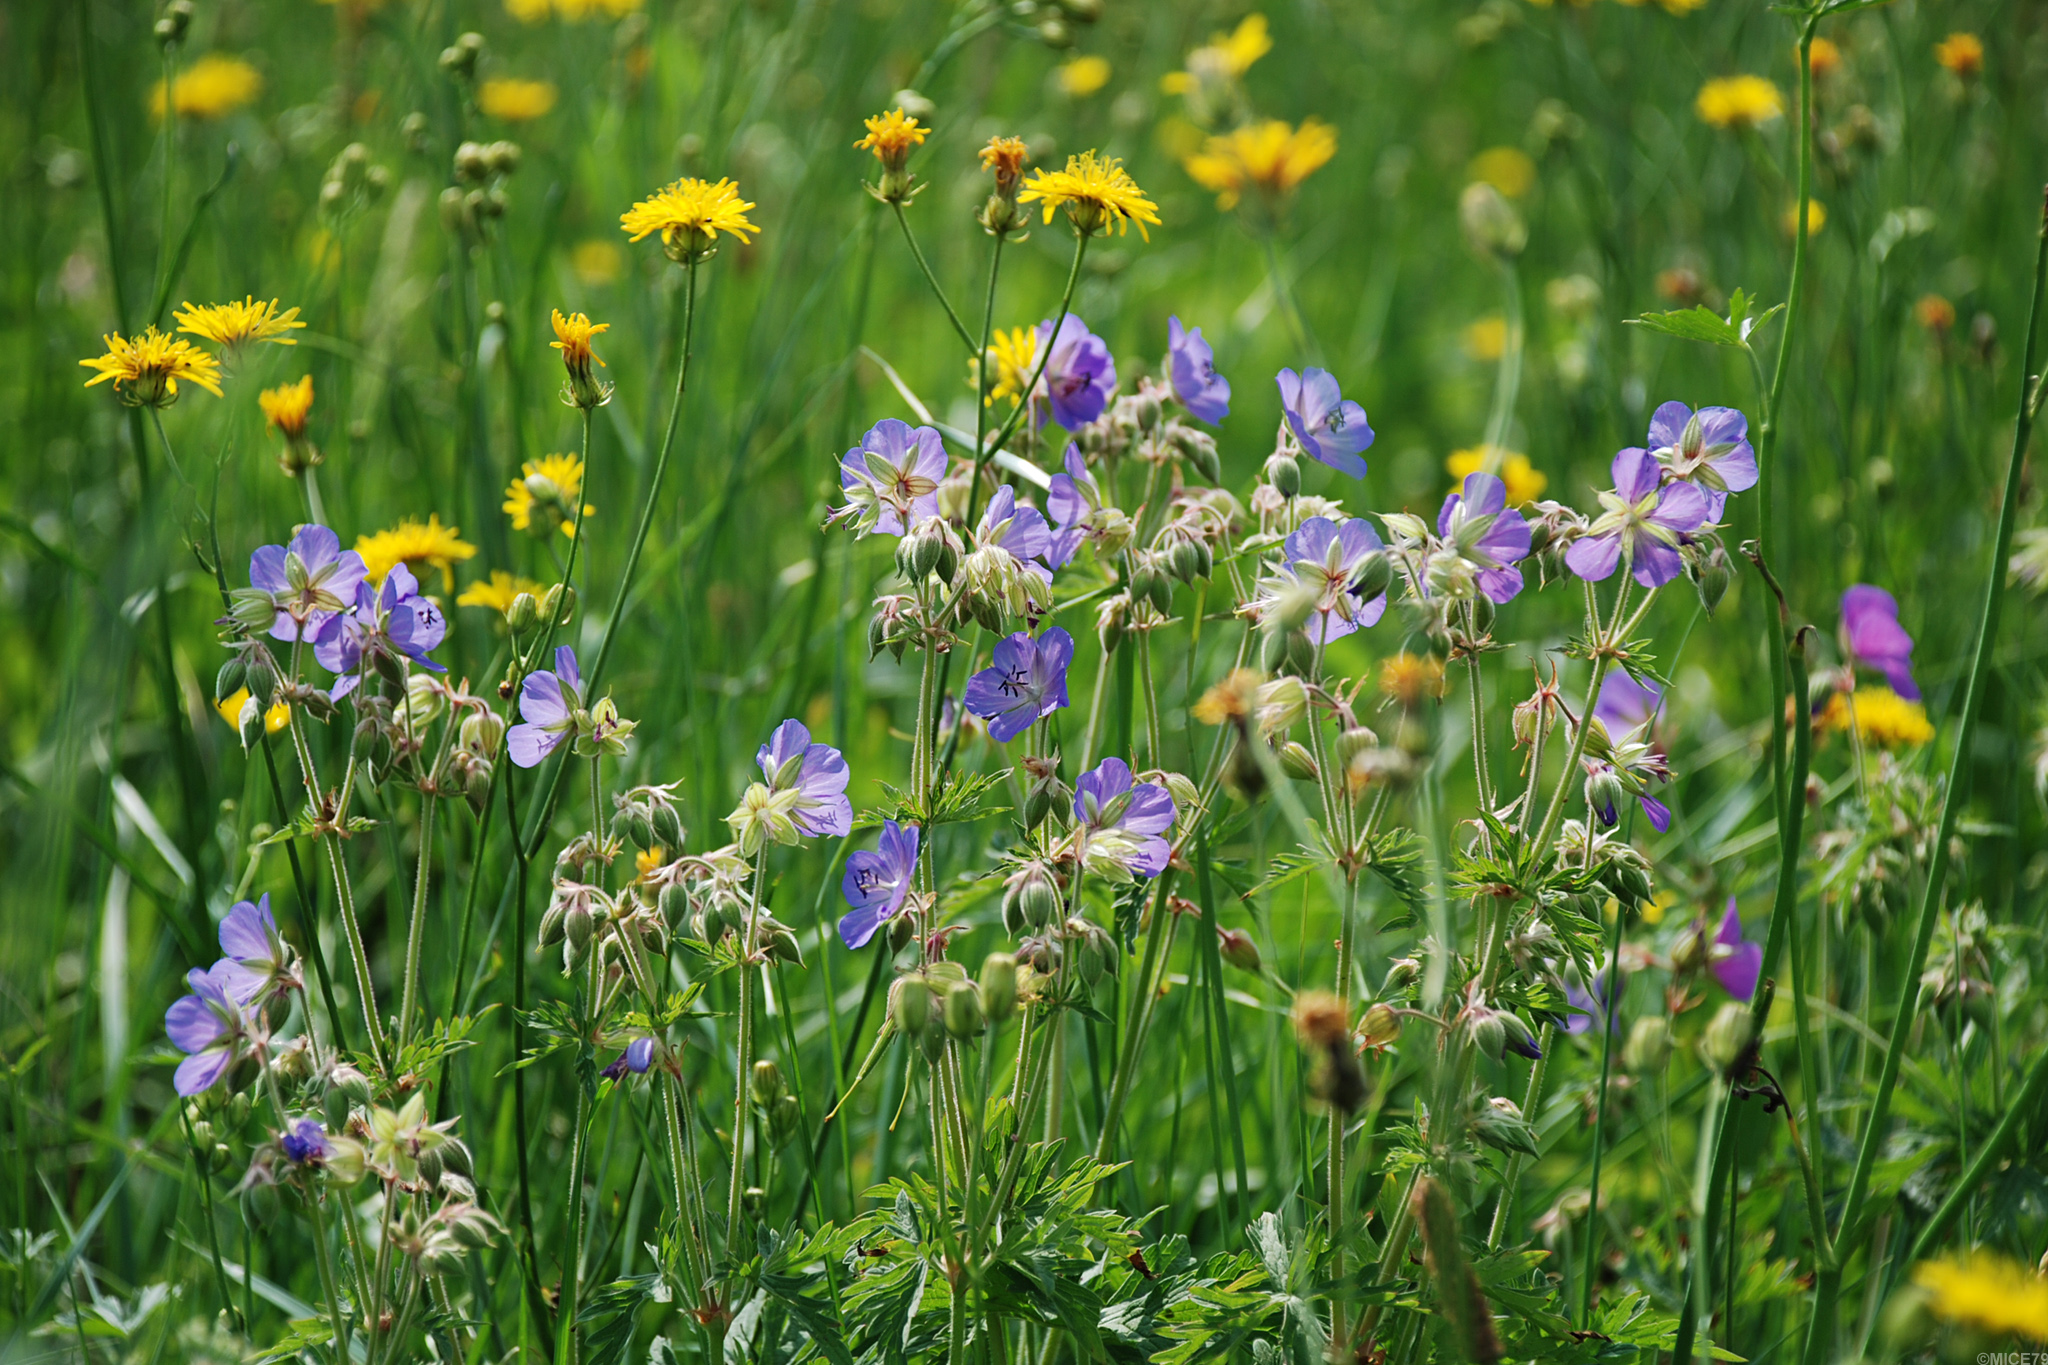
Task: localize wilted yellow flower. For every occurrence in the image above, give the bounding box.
[215,688,291,735]
[1818,688,1932,749]
[1162,14,1271,93]
[1058,55,1112,97]
[152,54,263,121]
[550,309,612,409]
[258,375,315,440]
[478,78,558,121]
[1447,447,1547,505]
[80,328,223,407]
[1934,32,1983,79]
[621,177,759,261]
[1461,316,1508,362]
[1467,146,1536,199]
[981,326,1040,408]
[1782,197,1826,236]
[1695,75,1783,129]
[1292,990,1349,1048]
[1182,119,1336,211]
[355,515,478,589]
[457,569,549,613]
[1022,152,1160,239]
[504,452,595,537]
[1912,1254,2048,1342]
[571,240,623,286]
[1915,294,1956,333]
[175,297,304,354]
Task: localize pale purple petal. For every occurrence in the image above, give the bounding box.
[1612,447,1659,502]
[1566,532,1622,582]
[1630,539,1686,589]
[174,1049,234,1096]
[1651,480,1710,535]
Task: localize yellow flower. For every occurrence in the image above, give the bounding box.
[1461,315,1508,362]
[175,296,305,354]
[1192,669,1263,727]
[1695,75,1784,129]
[1915,294,1956,333]
[1162,13,1271,92]
[506,0,553,18]
[1652,0,1707,13]
[1782,197,1826,236]
[980,326,1040,408]
[1021,151,1161,240]
[1380,653,1446,708]
[550,309,612,409]
[1058,55,1112,97]
[1642,888,1679,926]
[620,177,759,262]
[80,328,223,407]
[504,453,595,538]
[571,239,624,286]
[355,515,478,590]
[1182,119,1337,211]
[1934,32,1983,79]
[1806,36,1842,79]
[552,0,642,16]
[853,108,929,168]
[151,54,263,121]
[635,845,666,878]
[1913,1254,2048,1342]
[1467,146,1536,199]
[215,688,291,735]
[980,136,1029,183]
[478,78,558,121]
[1446,447,1547,506]
[1818,687,1933,749]
[258,375,316,441]
[457,569,549,613]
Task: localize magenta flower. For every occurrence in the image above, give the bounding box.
[601,1037,657,1081]
[508,646,584,768]
[281,1117,332,1165]
[964,628,1073,743]
[1167,316,1230,423]
[837,419,947,537]
[1437,471,1534,604]
[1269,516,1388,644]
[247,524,367,643]
[1565,447,1710,589]
[1074,757,1177,880]
[216,893,295,1006]
[839,819,920,949]
[1841,585,1920,700]
[1038,315,1117,430]
[1276,367,1373,478]
[165,963,253,1096]
[316,563,448,700]
[1595,672,1663,735]
[757,718,853,839]
[1646,402,1757,518]
[1709,899,1762,1001]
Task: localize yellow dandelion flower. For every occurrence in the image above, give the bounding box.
[174,296,305,354]
[457,569,549,613]
[1695,75,1783,129]
[1380,653,1446,708]
[354,515,478,590]
[504,452,595,538]
[1446,447,1547,506]
[571,239,623,286]
[1934,32,1983,79]
[1913,1254,2048,1342]
[80,328,223,407]
[258,375,315,440]
[1192,669,1263,727]
[980,326,1040,408]
[620,177,759,262]
[1818,687,1933,749]
[1467,146,1536,199]
[478,78,558,121]
[1058,55,1112,97]
[1806,36,1842,79]
[1163,14,1272,93]
[550,309,612,409]
[506,0,553,19]
[215,688,292,735]
[1461,315,1508,362]
[1782,197,1826,236]
[854,108,929,167]
[1020,151,1160,239]
[151,54,263,121]
[1182,119,1337,211]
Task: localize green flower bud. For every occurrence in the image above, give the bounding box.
[1701,1001,1757,1078]
[978,953,1018,1024]
[506,591,540,635]
[889,976,930,1036]
[215,658,247,703]
[1217,928,1261,972]
[751,1060,784,1106]
[1359,1001,1401,1048]
[1279,741,1319,782]
[1381,957,1422,995]
[1264,452,1301,498]
[1623,1016,1673,1073]
[944,981,985,1038]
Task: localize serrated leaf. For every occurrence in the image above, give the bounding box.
[1625,307,1746,348]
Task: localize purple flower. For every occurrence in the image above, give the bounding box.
[837,419,947,537]
[839,819,920,949]
[1436,471,1534,604]
[508,646,583,769]
[1564,447,1711,589]
[1584,758,1673,833]
[1167,316,1230,423]
[165,964,252,1096]
[601,1036,657,1081]
[1646,402,1757,519]
[315,564,448,700]
[281,1117,331,1165]
[217,893,294,1005]
[1269,516,1388,644]
[1038,315,1117,430]
[757,719,853,839]
[1710,899,1762,1002]
[1562,967,1623,1037]
[1046,446,1106,568]
[247,525,367,643]
[1595,672,1663,736]
[977,483,1058,588]
[964,628,1074,743]
[1276,367,1373,478]
[1074,757,1177,880]
[1841,585,1920,700]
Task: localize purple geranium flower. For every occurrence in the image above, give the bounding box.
[248,524,367,643]
[1074,757,1177,880]
[281,1117,331,1165]
[1646,401,1757,519]
[838,418,947,537]
[1841,585,1920,700]
[508,646,584,769]
[315,564,448,700]
[1595,672,1664,735]
[757,718,853,839]
[165,963,252,1096]
[601,1036,657,1081]
[1038,315,1117,430]
[1271,516,1388,644]
[839,819,920,949]
[1046,446,1108,569]
[964,628,1073,743]
[217,893,295,1006]
[1437,471,1534,604]
[978,484,1057,581]
[1564,447,1711,589]
[1167,316,1230,423]
[1562,966,1623,1037]
[1276,367,1373,478]
[1709,899,1762,1001]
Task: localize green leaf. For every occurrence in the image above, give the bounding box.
[1625,306,1747,348]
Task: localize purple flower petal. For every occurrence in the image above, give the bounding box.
[1566,531,1622,582]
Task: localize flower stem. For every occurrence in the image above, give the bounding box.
[891,201,976,354]
[288,704,390,1072]
[983,234,1090,467]
[396,794,437,1052]
[726,847,770,1257]
[1578,905,1624,1325]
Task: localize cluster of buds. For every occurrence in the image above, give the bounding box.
[391,1199,503,1276]
[612,782,687,856]
[1511,665,1565,751]
[960,540,1052,631]
[1519,501,1587,586]
[363,1094,471,1190]
[154,0,193,48]
[1001,859,1066,935]
[1457,987,1542,1062]
[887,954,1026,1059]
[866,593,925,662]
[750,1061,804,1150]
[438,30,485,79]
[441,137,521,245]
[894,515,964,588]
[1019,753,1071,831]
[1471,1094,1540,1157]
[448,703,505,813]
[978,135,1030,237]
[1683,534,1734,617]
[319,142,389,223]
